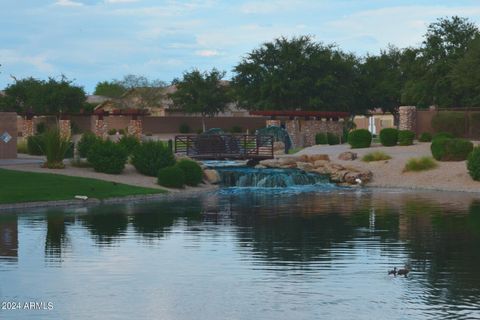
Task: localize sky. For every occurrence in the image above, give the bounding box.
[1,0,480,94]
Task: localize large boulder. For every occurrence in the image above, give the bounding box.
[203,169,220,184]
[307,154,330,162]
[296,162,314,172]
[259,159,280,168]
[338,151,357,161]
[313,160,330,168]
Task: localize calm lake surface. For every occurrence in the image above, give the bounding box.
[1,186,480,319]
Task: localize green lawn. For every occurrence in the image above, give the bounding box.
[0,168,166,204]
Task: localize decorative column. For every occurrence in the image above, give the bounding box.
[23,118,34,138]
[399,106,416,132]
[94,115,108,139]
[127,116,143,139]
[59,119,71,139]
[266,119,281,127]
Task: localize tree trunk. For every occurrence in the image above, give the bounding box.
[202,116,206,133]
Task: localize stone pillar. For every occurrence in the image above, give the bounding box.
[22,118,34,138]
[59,119,71,139]
[94,116,107,139]
[128,118,142,138]
[399,106,416,131]
[0,112,18,159]
[266,119,281,127]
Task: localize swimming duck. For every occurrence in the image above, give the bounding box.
[397,266,410,277]
[388,267,397,276]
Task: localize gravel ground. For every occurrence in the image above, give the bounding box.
[297,142,480,193]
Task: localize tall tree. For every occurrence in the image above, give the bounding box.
[2,75,85,114]
[450,37,480,107]
[169,69,231,132]
[116,75,166,111]
[232,36,366,115]
[93,81,126,98]
[402,16,479,108]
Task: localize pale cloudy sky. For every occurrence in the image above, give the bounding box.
[1,0,480,93]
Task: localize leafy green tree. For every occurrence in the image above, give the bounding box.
[232,36,367,115]
[93,81,126,98]
[450,37,480,107]
[170,69,231,132]
[402,16,479,108]
[2,76,85,114]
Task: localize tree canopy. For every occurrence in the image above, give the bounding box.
[233,36,366,115]
[170,69,232,131]
[93,81,126,98]
[0,76,86,114]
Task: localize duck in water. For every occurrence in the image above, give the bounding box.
[397,266,410,277]
[388,267,397,276]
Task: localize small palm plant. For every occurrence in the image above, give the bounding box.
[42,127,71,169]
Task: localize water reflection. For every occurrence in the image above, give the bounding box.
[0,189,479,319]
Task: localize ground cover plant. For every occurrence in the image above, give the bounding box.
[362,151,392,162]
[403,157,438,172]
[0,168,164,204]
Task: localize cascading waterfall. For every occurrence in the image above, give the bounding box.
[215,167,330,188]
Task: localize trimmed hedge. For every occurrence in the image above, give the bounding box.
[348,129,372,148]
[179,123,190,134]
[398,130,415,146]
[419,132,432,142]
[431,138,474,161]
[431,112,465,137]
[379,128,398,146]
[158,166,185,188]
[327,132,340,145]
[87,140,128,174]
[78,132,100,158]
[467,147,480,181]
[176,159,203,186]
[132,141,175,176]
[118,135,140,155]
[315,133,328,145]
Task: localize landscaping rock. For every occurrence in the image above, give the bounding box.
[203,169,220,184]
[296,162,314,172]
[273,141,285,155]
[338,151,357,161]
[313,160,330,168]
[259,159,279,167]
[308,154,330,162]
[278,157,299,166]
[255,165,267,169]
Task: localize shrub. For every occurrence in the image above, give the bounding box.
[17,140,28,154]
[43,128,71,169]
[179,123,191,134]
[327,132,340,145]
[118,128,126,135]
[36,122,46,134]
[87,140,128,174]
[419,132,432,142]
[348,129,372,148]
[108,128,117,135]
[27,135,45,155]
[433,132,455,140]
[467,147,480,181]
[176,159,203,186]
[362,151,391,162]
[431,138,474,161]
[157,166,185,188]
[315,132,328,145]
[132,140,175,176]
[379,128,398,146]
[398,130,415,146]
[118,135,140,155]
[78,132,100,158]
[404,157,437,172]
[64,142,74,159]
[431,112,465,137]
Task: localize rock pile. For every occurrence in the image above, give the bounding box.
[258,154,372,185]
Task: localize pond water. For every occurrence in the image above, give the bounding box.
[1,185,480,319]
